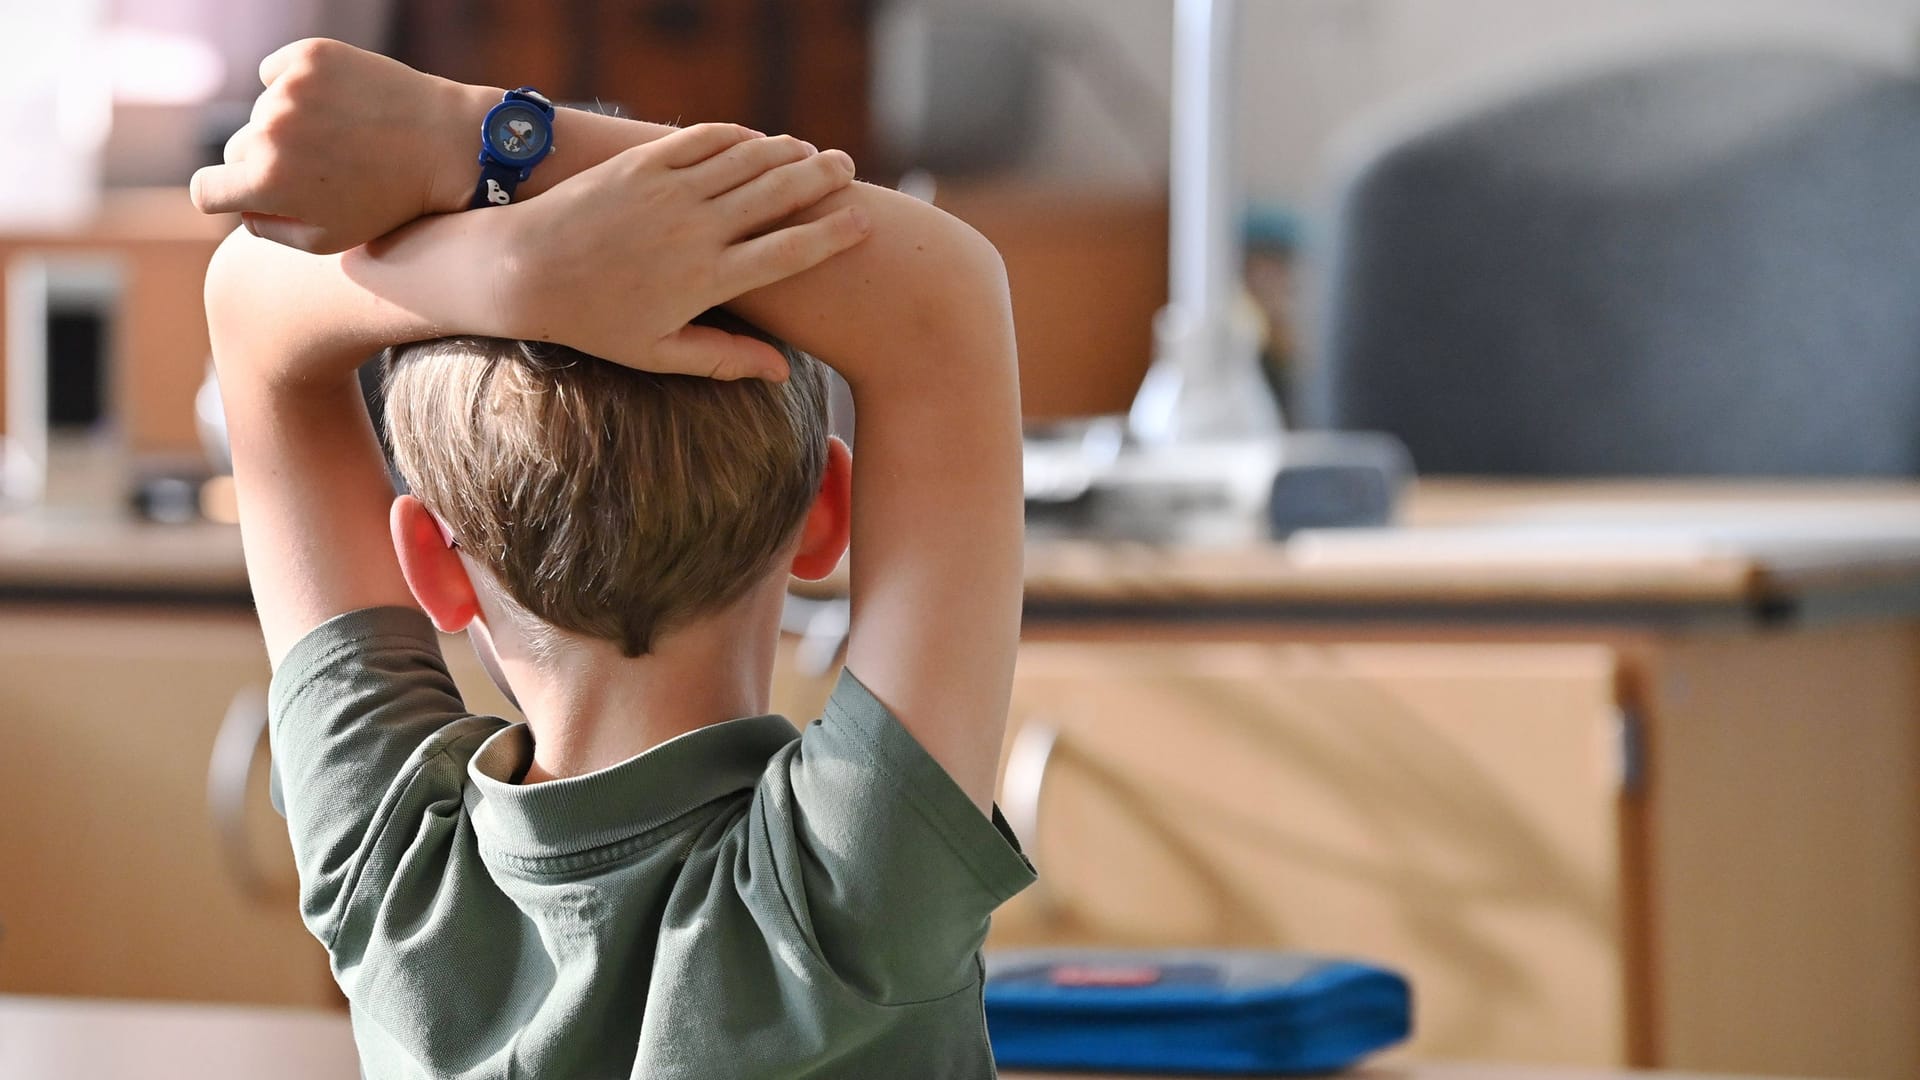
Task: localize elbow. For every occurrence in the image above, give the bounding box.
[950,219,1010,310]
[918,215,1013,350]
[203,227,254,367]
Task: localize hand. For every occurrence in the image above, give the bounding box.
[479,123,871,380]
[190,39,478,253]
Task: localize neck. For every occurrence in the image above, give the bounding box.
[486,576,789,783]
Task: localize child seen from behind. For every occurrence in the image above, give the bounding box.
[197,38,1032,1079]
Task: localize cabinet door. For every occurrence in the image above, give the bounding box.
[992,640,1636,1067]
[0,608,332,1005]
[0,609,529,1007]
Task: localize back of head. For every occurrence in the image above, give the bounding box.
[382,312,829,657]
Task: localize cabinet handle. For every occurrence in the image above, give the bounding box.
[1613,704,1647,797]
[206,685,280,903]
[1002,719,1063,917]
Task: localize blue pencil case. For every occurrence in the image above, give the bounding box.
[984,948,1412,1075]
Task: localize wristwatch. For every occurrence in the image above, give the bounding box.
[470,87,555,209]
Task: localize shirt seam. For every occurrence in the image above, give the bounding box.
[477,808,724,877]
[324,728,493,953]
[758,779,993,1011]
[273,631,448,711]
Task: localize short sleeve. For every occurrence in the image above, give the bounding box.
[772,668,1036,1005]
[267,606,503,947]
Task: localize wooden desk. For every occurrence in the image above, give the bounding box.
[0,996,1824,1080]
[4,483,1917,1077]
[991,483,1920,1080]
[9,479,1920,608]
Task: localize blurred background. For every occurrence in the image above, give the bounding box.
[6,2,1920,1079]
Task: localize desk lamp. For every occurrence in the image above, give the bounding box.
[1027,0,1408,542]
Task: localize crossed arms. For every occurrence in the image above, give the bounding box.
[199,39,1022,810]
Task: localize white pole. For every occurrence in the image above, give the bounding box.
[1169,0,1240,324]
[1129,0,1280,445]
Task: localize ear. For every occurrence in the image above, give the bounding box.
[390,494,481,634]
[790,437,852,581]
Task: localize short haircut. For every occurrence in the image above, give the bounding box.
[381,312,829,657]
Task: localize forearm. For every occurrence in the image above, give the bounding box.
[223,59,1002,394]
[427,83,1006,390]
[206,215,505,392]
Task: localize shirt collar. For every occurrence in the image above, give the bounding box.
[465,714,800,861]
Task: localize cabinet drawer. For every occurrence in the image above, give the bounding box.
[993,640,1633,1066]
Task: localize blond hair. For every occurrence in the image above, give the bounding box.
[382,313,829,657]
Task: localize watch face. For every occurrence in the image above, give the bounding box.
[489,103,550,162]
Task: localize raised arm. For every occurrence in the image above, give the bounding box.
[751,196,1022,816]
[467,84,1022,815]
[207,123,870,665]
[196,39,1022,809]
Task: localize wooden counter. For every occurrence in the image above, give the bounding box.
[10,481,1920,619]
[6,482,1918,1077]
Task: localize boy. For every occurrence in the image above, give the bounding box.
[196,38,1031,1078]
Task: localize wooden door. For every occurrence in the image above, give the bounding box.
[0,607,528,1006]
[991,639,1638,1067]
[0,608,330,1005]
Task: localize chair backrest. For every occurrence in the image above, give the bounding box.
[1303,44,1920,476]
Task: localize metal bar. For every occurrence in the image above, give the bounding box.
[1169,0,1241,323]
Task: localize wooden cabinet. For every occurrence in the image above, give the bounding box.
[0,608,325,1005]
[7,486,1918,1078]
[0,605,515,1006]
[0,601,845,1007]
[990,639,1634,1065]
[982,624,1920,1080]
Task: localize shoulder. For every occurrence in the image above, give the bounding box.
[271,605,453,706]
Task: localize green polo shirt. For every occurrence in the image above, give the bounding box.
[267,607,1035,1079]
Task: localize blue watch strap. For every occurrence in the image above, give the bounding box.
[471,159,525,209]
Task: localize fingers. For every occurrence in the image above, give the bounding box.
[648,324,793,382]
[240,213,337,254]
[682,134,817,198]
[720,205,872,297]
[222,124,257,166]
[258,39,310,87]
[190,161,276,216]
[647,122,765,169]
[713,149,857,238]
[258,37,339,87]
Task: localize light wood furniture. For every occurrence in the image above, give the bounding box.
[0,606,521,1006]
[0,185,1168,461]
[797,483,1920,1079]
[985,624,1919,1080]
[0,994,1826,1080]
[0,189,232,457]
[1006,486,1920,1080]
[5,483,1918,1078]
[0,587,833,1007]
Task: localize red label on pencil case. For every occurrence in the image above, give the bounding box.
[1050,965,1163,988]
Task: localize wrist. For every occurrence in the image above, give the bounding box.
[424,80,506,216]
